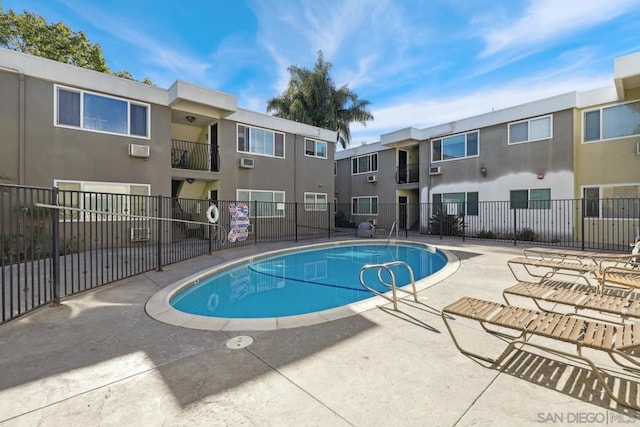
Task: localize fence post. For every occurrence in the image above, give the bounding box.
[581,198,585,251]
[327,203,331,239]
[50,187,61,306]
[295,202,298,242]
[208,202,213,255]
[439,206,443,240]
[513,208,517,246]
[156,195,163,271]
[461,202,465,242]
[254,200,258,245]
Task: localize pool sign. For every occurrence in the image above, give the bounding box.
[228,203,250,242]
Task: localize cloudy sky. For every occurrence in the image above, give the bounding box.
[5,0,640,145]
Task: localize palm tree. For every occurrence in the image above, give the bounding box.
[267,51,373,149]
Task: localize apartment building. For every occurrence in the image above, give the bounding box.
[335,52,640,243]
[0,48,336,234]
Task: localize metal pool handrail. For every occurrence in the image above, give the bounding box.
[359,261,419,310]
[387,221,397,245]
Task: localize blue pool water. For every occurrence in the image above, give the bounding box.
[171,243,447,318]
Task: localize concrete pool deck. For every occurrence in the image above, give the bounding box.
[1,236,639,426]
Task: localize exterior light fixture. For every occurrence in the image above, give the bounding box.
[186,115,196,123]
[186,178,195,184]
[480,164,487,177]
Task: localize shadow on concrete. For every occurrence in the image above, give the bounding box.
[498,349,640,418]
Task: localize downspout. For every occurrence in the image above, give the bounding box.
[293,134,297,202]
[19,72,25,185]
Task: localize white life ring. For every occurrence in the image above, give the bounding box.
[206,204,219,224]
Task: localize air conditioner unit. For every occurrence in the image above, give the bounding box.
[429,166,442,175]
[636,141,640,155]
[130,227,150,242]
[367,175,377,183]
[128,144,150,158]
[239,158,255,168]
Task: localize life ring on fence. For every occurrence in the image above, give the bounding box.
[206,204,219,224]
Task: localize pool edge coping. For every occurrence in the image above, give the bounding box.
[144,239,460,331]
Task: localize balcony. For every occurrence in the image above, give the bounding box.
[396,163,419,184]
[171,140,220,172]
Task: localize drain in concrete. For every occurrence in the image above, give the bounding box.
[226,335,254,349]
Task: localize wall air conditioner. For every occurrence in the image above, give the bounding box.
[128,144,150,158]
[239,158,255,168]
[429,166,442,176]
[367,175,377,183]
[130,227,150,242]
[637,141,640,155]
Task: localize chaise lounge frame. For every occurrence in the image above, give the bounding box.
[442,296,640,411]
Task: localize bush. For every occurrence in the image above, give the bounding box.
[335,211,356,228]
[429,209,462,236]
[516,228,538,242]
[477,229,497,239]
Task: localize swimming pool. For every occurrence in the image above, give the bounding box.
[146,240,459,331]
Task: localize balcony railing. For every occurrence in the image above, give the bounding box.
[171,140,220,172]
[396,163,419,184]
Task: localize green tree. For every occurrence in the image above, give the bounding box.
[267,51,373,149]
[0,6,154,85]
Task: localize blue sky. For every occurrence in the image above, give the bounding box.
[5,0,640,145]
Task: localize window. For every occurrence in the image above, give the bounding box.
[510,190,529,209]
[55,85,149,138]
[431,130,479,162]
[432,192,478,215]
[583,100,640,142]
[236,189,285,218]
[351,153,378,174]
[583,187,600,218]
[305,139,327,158]
[352,196,378,215]
[510,188,551,209]
[602,185,640,219]
[54,180,150,221]
[237,125,285,158]
[304,192,327,211]
[529,189,551,209]
[508,115,552,144]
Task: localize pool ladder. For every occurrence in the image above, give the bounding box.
[358,261,418,311]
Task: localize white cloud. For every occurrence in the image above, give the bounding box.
[479,0,640,57]
[349,71,612,144]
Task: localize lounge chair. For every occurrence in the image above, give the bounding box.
[507,244,639,285]
[503,279,640,323]
[442,296,640,411]
[522,237,640,264]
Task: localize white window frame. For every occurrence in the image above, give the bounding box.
[508,115,553,145]
[54,84,150,139]
[351,196,378,215]
[431,130,479,163]
[582,99,640,143]
[54,179,151,222]
[236,189,286,218]
[236,124,285,158]
[304,192,327,211]
[304,138,328,159]
[351,153,378,175]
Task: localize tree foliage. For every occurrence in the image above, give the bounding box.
[267,51,373,149]
[0,6,153,85]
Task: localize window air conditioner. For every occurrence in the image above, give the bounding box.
[130,227,150,242]
[239,158,255,168]
[367,175,377,183]
[128,144,150,158]
[429,166,442,175]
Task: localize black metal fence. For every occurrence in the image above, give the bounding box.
[2,183,638,323]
